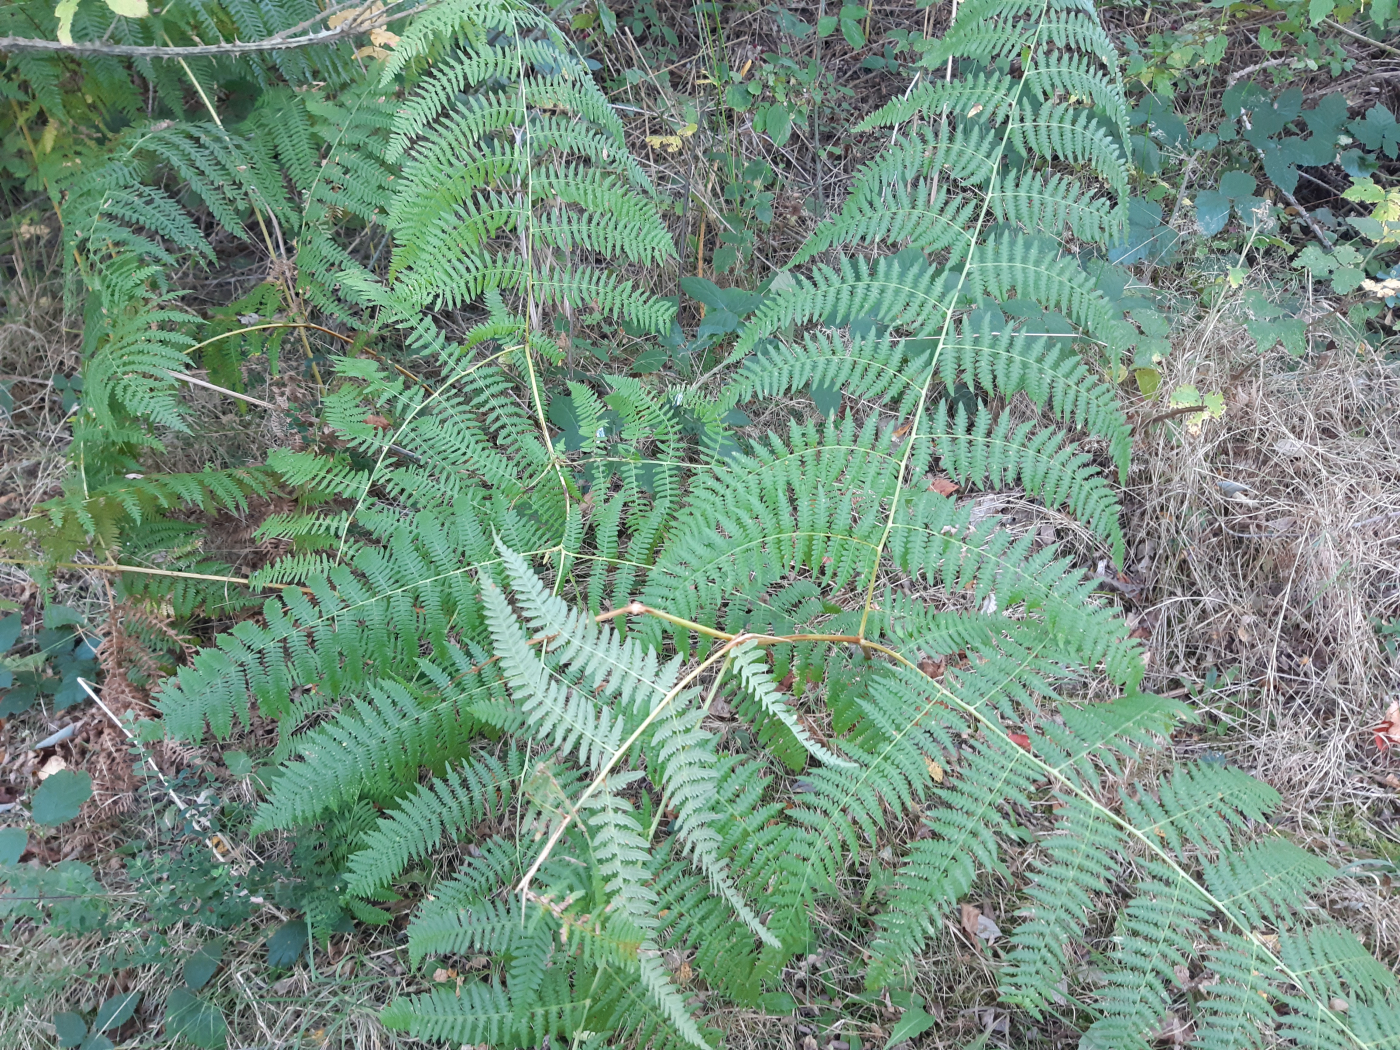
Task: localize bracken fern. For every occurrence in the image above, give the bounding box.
[10,0,1400,1045]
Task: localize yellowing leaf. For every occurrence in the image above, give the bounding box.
[102,0,149,17]
[1168,385,1202,410]
[1134,367,1161,397]
[369,25,399,46]
[646,135,683,152]
[1343,177,1386,203]
[924,756,944,783]
[54,0,80,44]
[1169,384,1224,435]
[328,1,382,29]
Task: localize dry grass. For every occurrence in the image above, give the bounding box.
[1125,292,1400,958]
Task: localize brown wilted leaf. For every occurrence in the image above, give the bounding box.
[1153,1011,1192,1046]
[918,656,945,679]
[364,413,393,430]
[960,903,1000,945]
[927,477,959,497]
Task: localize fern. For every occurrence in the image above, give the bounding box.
[20,0,1399,1045]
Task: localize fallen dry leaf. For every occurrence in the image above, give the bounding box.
[959,903,1000,944]
[1373,702,1400,752]
[927,477,959,497]
[1008,732,1031,752]
[36,755,66,781]
[925,756,945,783]
[960,902,981,940]
[1153,1011,1193,1046]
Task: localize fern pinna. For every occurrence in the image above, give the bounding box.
[29,0,1395,1045]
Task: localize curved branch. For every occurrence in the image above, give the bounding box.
[0,1,430,57]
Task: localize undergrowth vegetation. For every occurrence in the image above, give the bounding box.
[3,0,1400,1045]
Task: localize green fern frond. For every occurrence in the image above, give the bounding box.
[934,404,1125,562]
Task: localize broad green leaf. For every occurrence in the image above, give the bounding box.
[766,104,792,146]
[53,1013,87,1048]
[0,827,26,864]
[94,992,140,1032]
[1331,266,1366,294]
[1218,170,1257,198]
[164,989,227,1050]
[1134,368,1161,396]
[884,997,936,1047]
[184,943,224,991]
[31,770,93,825]
[810,380,842,417]
[596,0,616,36]
[1194,190,1231,236]
[0,614,21,653]
[266,921,308,968]
[222,750,253,777]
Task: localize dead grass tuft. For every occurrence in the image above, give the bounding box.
[1125,299,1400,955]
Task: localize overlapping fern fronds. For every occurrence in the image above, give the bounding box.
[22,0,1398,1045]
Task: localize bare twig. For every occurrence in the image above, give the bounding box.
[0,0,430,57]
[1322,18,1400,58]
[75,678,262,867]
[1226,56,1293,86]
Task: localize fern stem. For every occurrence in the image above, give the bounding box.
[514,636,741,898]
[333,346,515,564]
[854,0,1045,644]
[0,556,310,592]
[606,591,1364,1043]
[595,601,735,641]
[183,321,353,358]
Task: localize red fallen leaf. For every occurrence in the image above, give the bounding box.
[1373,702,1400,752]
[928,477,960,497]
[1008,732,1031,751]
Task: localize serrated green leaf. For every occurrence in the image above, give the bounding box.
[164,989,226,1049]
[183,943,223,991]
[94,992,140,1032]
[31,770,93,825]
[53,1013,87,1048]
